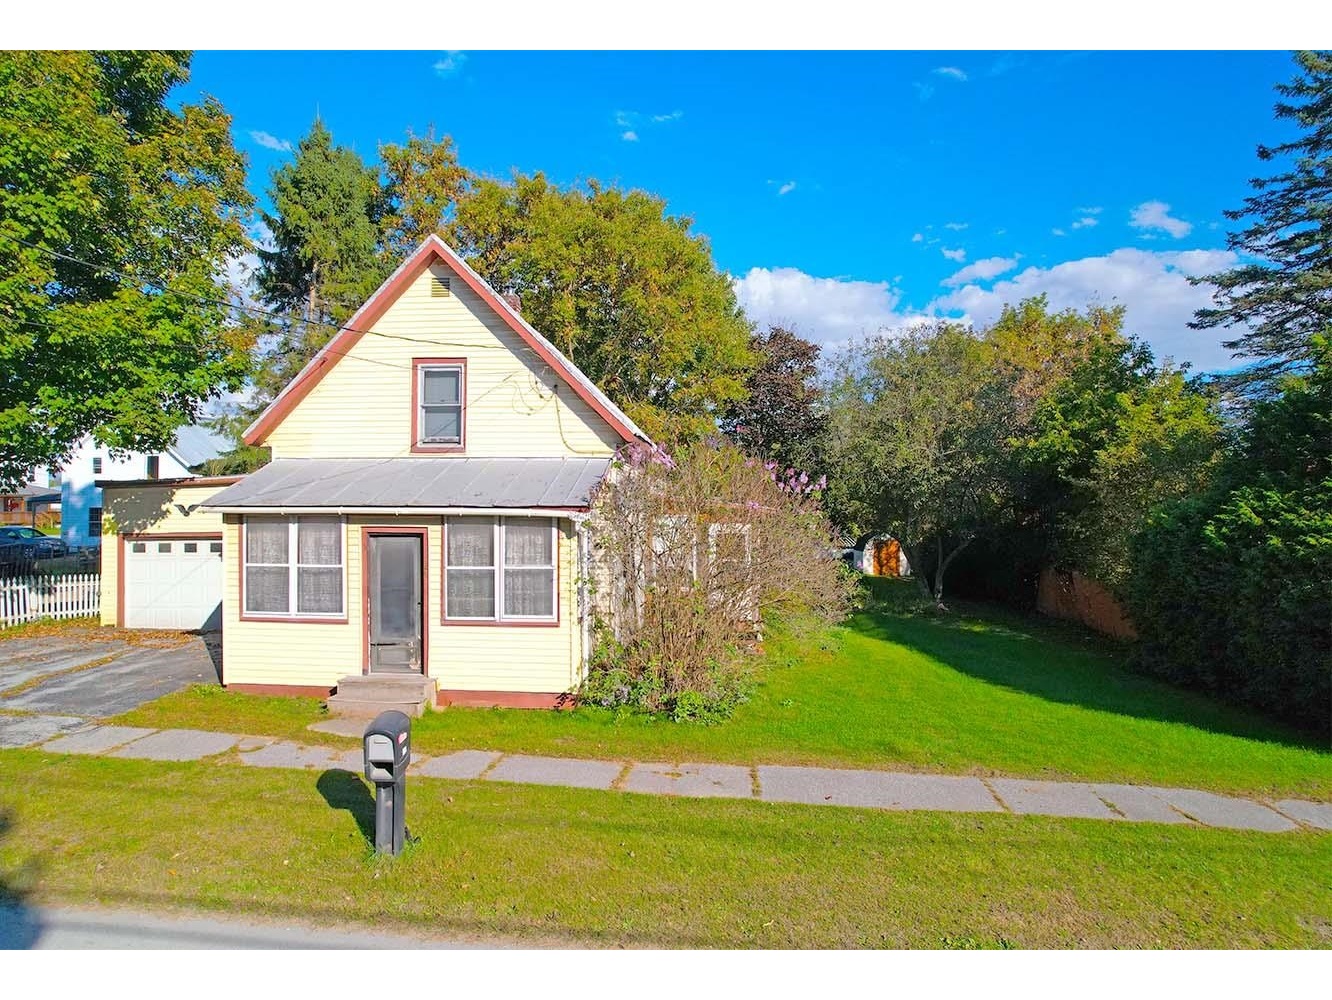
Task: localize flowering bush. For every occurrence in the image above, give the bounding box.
[582,440,857,721]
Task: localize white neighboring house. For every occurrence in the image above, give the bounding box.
[35,426,229,550]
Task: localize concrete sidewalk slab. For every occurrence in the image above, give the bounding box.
[1273,799,1332,830]
[307,718,367,738]
[414,750,501,780]
[108,729,238,762]
[485,754,622,790]
[1093,784,1193,824]
[989,778,1118,820]
[41,725,158,755]
[1150,788,1297,832]
[757,765,1002,812]
[624,762,753,799]
[0,713,89,748]
[238,742,362,771]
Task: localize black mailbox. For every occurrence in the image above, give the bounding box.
[362,710,411,855]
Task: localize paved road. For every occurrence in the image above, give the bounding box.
[0,903,496,949]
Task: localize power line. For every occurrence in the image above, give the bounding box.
[6,236,519,355]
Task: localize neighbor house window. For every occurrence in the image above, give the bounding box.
[414,360,464,449]
[87,507,102,537]
[444,517,556,622]
[243,516,344,618]
[92,457,103,474]
[146,456,160,479]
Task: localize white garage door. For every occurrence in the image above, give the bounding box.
[124,537,224,630]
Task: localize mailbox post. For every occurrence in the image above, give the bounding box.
[362,710,411,856]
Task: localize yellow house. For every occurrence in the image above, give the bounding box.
[100,235,651,711]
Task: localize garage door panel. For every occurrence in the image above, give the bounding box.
[124,538,223,630]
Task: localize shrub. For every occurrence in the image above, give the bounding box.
[582,441,856,721]
[1126,480,1332,737]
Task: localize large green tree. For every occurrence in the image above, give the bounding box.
[0,51,253,489]
[447,173,753,442]
[1192,50,1332,392]
[719,325,825,472]
[825,322,1016,606]
[377,128,469,260]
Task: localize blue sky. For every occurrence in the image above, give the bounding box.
[185,50,1299,373]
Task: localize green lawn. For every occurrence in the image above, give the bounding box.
[1,750,1328,948]
[115,583,1332,800]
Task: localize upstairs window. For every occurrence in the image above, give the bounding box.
[146,455,160,480]
[92,457,103,474]
[414,360,464,450]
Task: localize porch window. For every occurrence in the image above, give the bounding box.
[444,517,557,622]
[243,516,344,618]
[415,361,464,448]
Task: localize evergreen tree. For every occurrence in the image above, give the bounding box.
[246,119,387,412]
[1192,50,1332,392]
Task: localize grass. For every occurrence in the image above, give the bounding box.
[113,582,1332,800]
[0,749,1328,948]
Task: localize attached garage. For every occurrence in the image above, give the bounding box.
[123,535,223,629]
[99,477,239,632]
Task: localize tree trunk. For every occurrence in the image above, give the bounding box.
[932,535,974,610]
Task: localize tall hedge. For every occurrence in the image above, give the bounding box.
[1125,343,1332,738]
[1126,482,1331,737]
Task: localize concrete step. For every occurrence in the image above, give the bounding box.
[324,696,427,719]
[327,674,434,719]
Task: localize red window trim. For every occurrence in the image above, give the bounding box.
[411,357,467,454]
[238,516,349,624]
[442,516,561,628]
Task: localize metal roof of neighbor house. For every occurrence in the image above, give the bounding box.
[202,458,612,511]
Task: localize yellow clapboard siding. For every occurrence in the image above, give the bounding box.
[263,265,622,459]
[220,514,585,694]
[100,483,229,627]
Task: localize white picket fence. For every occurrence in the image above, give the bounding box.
[0,573,101,627]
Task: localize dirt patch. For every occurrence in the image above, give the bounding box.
[0,621,197,650]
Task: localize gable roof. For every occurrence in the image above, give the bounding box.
[243,235,650,448]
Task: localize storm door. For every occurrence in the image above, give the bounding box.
[367,533,423,673]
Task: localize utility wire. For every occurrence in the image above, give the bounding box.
[6,236,520,354]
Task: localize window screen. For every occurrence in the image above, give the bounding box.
[243,517,343,617]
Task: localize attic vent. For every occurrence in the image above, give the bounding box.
[430,274,451,297]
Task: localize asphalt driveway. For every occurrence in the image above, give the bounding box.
[0,629,219,719]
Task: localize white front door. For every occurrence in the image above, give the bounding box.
[123,537,223,630]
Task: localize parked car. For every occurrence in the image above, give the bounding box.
[0,525,68,573]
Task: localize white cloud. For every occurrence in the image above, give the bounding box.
[778,181,796,196]
[911,233,924,243]
[1052,227,1067,236]
[1130,200,1192,239]
[1077,206,1104,215]
[1071,216,1099,229]
[941,256,1020,288]
[934,66,968,81]
[941,247,966,262]
[733,267,924,347]
[944,221,969,231]
[248,130,291,153]
[913,82,936,102]
[931,247,1237,370]
[652,110,684,122]
[433,51,467,77]
[621,130,639,142]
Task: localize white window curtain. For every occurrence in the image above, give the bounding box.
[446,517,556,621]
[244,517,343,617]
